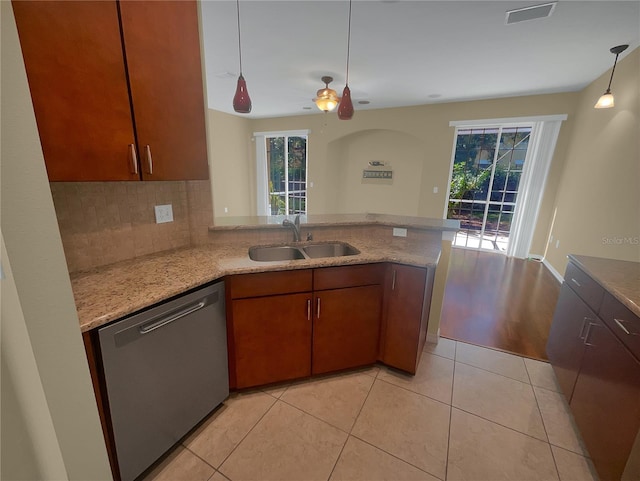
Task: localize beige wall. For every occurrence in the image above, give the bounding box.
[208,109,254,217]
[1,4,112,479]
[544,47,640,274]
[210,91,579,256]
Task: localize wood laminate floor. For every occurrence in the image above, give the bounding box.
[440,248,561,360]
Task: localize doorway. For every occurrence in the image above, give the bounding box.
[447,126,531,252]
[446,115,566,259]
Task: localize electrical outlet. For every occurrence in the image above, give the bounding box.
[154,204,173,224]
[393,227,408,237]
[555,239,560,249]
[224,207,228,213]
[433,186,438,194]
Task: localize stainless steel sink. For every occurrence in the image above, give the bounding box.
[302,242,360,258]
[248,242,359,262]
[248,245,306,262]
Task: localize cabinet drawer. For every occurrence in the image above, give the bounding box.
[600,292,640,360]
[565,262,605,312]
[313,263,385,291]
[228,269,312,299]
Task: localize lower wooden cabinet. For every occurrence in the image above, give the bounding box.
[547,258,640,481]
[381,264,434,374]
[312,285,382,375]
[546,284,598,399]
[226,262,433,388]
[231,293,312,388]
[569,318,640,481]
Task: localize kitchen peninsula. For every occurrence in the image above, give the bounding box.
[73,214,459,333]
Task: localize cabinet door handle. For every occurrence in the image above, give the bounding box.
[570,278,581,288]
[317,297,321,319]
[614,318,632,335]
[583,322,596,347]
[145,145,153,175]
[129,144,138,174]
[307,299,311,321]
[579,317,591,339]
[391,269,397,291]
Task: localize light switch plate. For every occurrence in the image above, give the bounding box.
[155,204,173,224]
[393,227,408,237]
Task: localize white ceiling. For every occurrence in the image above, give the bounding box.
[200,0,640,119]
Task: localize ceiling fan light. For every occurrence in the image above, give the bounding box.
[338,85,354,120]
[594,91,614,109]
[314,79,340,112]
[233,74,252,113]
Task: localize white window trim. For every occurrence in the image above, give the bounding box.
[445,115,567,258]
[254,130,310,216]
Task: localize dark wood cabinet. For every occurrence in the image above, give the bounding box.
[546,284,598,400]
[381,264,434,374]
[547,258,640,481]
[231,293,312,389]
[570,318,640,481]
[13,0,208,181]
[312,285,382,375]
[226,264,387,388]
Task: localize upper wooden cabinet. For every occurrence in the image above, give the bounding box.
[12,0,209,182]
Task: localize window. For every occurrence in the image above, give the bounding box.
[447,125,532,252]
[447,115,567,258]
[254,130,308,216]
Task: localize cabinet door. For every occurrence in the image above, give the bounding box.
[12,1,138,181]
[546,284,597,400]
[312,285,382,375]
[231,293,312,388]
[119,0,209,181]
[570,319,640,481]
[382,264,428,374]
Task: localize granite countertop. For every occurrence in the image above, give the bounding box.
[72,231,445,333]
[569,254,640,317]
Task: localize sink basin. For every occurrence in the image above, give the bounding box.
[302,242,360,258]
[248,245,306,262]
[248,242,360,262]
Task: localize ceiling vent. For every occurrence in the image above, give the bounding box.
[505,2,556,25]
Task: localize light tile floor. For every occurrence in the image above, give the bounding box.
[141,338,599,481]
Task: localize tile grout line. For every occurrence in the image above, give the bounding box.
[348,433,446,481]
[454,358,532,385]
[451,405,551,446]
[444,355,457,481]
[325,373,379,481]
[189,394,279,478]
[375,376,452,409]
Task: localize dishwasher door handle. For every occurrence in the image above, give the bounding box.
[139,301,206,334]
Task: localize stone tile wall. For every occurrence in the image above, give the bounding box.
[50,180,213,272]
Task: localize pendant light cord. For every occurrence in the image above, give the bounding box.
[605,52,620,93]
[345,0,352,85]
[236,0,243,75]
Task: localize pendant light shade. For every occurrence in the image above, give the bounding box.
[338,0,355,120]
[233,74,251,113]
[594,44,628,109]
[314,76,340,112]
[233,0,251,114]
[338,85,354,120]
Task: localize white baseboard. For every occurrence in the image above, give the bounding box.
[426,330,440,344]
[542,258,564,284]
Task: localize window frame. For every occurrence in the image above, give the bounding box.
[254,130,309,216]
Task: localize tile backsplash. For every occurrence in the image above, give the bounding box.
[50,180,213,272]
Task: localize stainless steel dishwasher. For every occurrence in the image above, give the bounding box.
[98,281,228,481]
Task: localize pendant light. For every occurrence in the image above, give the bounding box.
[338,0,354,120]
[233,0,251,113]
[594,44,629,109]
[314,76,340,112]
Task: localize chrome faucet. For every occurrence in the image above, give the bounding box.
[282,214,301,242]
